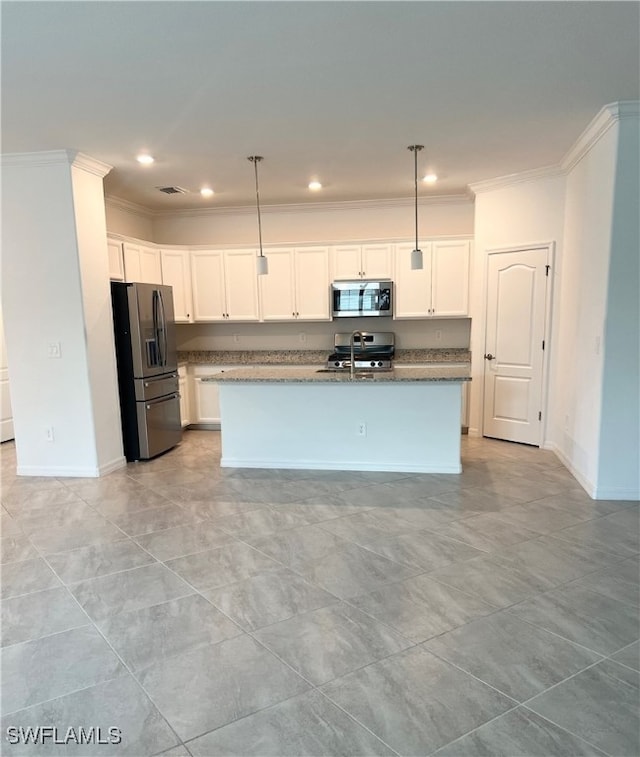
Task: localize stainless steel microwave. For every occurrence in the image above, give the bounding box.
[332,280,393,318]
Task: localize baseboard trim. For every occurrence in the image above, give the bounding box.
[220,457,462,474]
[545,443,596,498]
[98,456,127,477]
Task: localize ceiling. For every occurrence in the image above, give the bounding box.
[2,1,638,211]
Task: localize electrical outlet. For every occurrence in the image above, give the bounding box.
[45,426,54,442]
[358,422,367,437]
[233,334,240,344]
[299,332,306,343]
[47,342,61,359]
[435,330,442,341]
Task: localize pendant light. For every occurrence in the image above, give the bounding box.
[248,155,268,275]
[408,144,424,270]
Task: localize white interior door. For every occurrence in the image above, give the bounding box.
[0,307,14,442]
[483,248,549,445]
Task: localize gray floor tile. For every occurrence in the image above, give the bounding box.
[0,557,60,599]
[99,594,241,670]
[552,510,640,557]
[434,511,543,551]
[433,707,606,756]
[246,524,349,571]
[90,488,175,518]
[186,689,395,756]
[46,538,156,583]
[111,504,201,537]
[0,535,38,564]
[295,541,418,599]
[364,528,485,572]
[135,521,236,561]
[0,675,178,756]
[610,639,640,671]
[137,634,310,742]
[166,542,281,592]
[318,509,417,546]
[321,645,513,755]
[499,500,588,533]
[254,602,411,685]
[2,487,81,515]
[492,535,623,590]
[13,500,102,535]
[0,510,23,537]
[527,660,640,757]
[156,747,192,757]
[428,485,525,513]
[424,611,601,701]
[1,586,88,646]
[568,557,639,607]
[272,496,374,522]
[69,563,194,622]
[509,583,640,656]
[215,505,319,539]
[350,573,496,642]
[177,498,263,521]
[1,625,126,714]
[203,566,338,631]
[28,517,124,555]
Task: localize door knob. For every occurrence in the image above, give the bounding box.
[484,353,495,361]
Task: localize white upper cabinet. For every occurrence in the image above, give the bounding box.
[190,250,226,321]
[394,242,433,319]
[123,242,162,284]
[331,245,361,279]
[394,240,470,318]
[294,246,331,320]
[160,249,193,323]
[431,240,470,317]
[106,238,124,281]
[361,244,393,279]
[190,249,259,322]
[331,244,393,280]
[259,246,330,321]
[259,248,296,321]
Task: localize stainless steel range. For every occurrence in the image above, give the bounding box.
[326,331,395,371]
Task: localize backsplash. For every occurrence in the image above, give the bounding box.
[175,318,471,352]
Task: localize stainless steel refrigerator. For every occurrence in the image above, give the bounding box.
[111,282,182,461]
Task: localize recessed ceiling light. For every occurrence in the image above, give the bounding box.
[308,181,322,191]
[200,187,214,197]
[136,154,154,165]
[422,173,438,184]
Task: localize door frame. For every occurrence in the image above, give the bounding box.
[481,241,556,447]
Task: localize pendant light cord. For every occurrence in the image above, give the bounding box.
[408,145,423,251]
[249,156,264,257]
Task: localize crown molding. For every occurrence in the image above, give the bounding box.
[561,100,640,173]
[1,149,111,177]
[142,193,473,220]
[105,195,155,219]
[468,165,564,195]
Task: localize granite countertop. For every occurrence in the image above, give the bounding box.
[178,348,470,366]
[204,364,471,383]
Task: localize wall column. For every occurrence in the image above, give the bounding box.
[1,150,125,477]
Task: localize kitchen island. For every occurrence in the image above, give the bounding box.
[208,365,471,473]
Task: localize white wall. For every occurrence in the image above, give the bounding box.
[105,198,154,239]
[596,115,640,498]
[470,174,566,438]
[150,196,474,246]
[1,151,124,476]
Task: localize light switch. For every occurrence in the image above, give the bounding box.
[48,342,61,359]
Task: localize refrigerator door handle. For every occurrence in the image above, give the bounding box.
[158,289,168,367]
[146,392,179,410]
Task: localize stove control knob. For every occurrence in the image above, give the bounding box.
[334,361,340,367]
[377,361,383,367]
[370,361,376,367]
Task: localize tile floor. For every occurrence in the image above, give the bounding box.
[0,431,638,756]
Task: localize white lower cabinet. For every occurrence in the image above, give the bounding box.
[178,365,190,427]
[191,366,235,426]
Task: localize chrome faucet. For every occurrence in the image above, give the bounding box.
[350,330,366,379]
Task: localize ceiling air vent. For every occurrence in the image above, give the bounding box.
[156,186,188,195]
